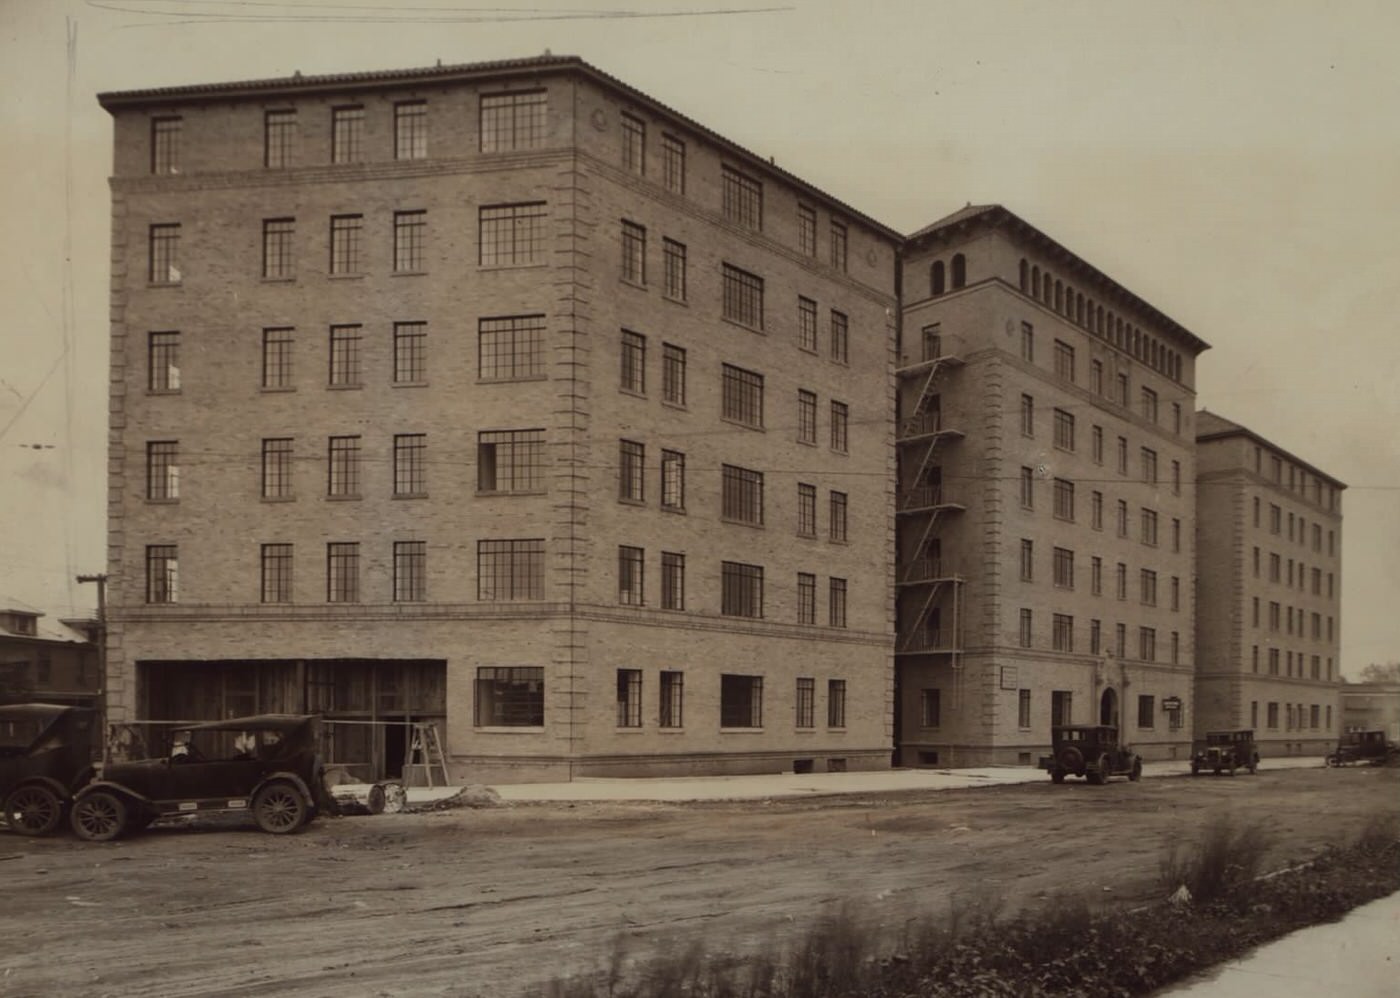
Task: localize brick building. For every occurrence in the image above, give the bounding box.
[893,206,1207,765]
[1194,412,1344,756]
[0,600,100,708]
[97,56,901,782]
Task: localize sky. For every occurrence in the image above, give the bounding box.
[1,0,1397,676]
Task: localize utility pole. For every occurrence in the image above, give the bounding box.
[76,573,107,759]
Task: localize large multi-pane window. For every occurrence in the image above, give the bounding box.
[393,321,427,384]
[1053,547,1074,589]
[394,101,426,160]
[394,211,426,272]
[829,219,847,271]
[797,297,817,352]
[329,325,362,387]
[621,221,646,284]
[326,542,359,603]
[329,215,363,275]
[149,224,180,284]
[620,330,646,393]
[478,429,545,493]
[661,552,685,610]
[721,465,763,525]
[722,264,764,329]
[830,401,849,453]
[618,546,644,606]
[828,680,846,727]
[722,166,762,229]
[1141,508,1159,546]
[721,563,764,618]
[150,117,181,174]
[661,450,685,510]
[146,441,179,500]
[327,436,361,497]
[479,315,545,381]
[261,438,293,499]
[797,390,817,445]
[662,238,686,300]
[393,434,426,496]
[1053,690,1075,727]
[1054,339,1075,382]
[830,311,849,364]
[1141,447,1158,484]
[796,573,816,625]
[477,539,545,601]
[331,106,364,164]
[480,90,547,151]
[720,673,763,727]
[475,666,544,727]
[148,331,180,392]
[621,112,645,174]
[616,669,642,727]
[479,202,547,266]
[829,491,848,542]
[1139,627,1157,662]
[795,677,815,728]
[1053,408,1075,451]
[1141,569,1158,606]
[262,327,294,389]
[1053,614,1074,652]
[1053,478,1075,521]
[1140,387,1159,423]
[264,109,296,168]
[722,364,764,427]
[796,483,817,537]
[393,541,426,602]
[828,577,847,628]
[146,545,178,604]
[798,204,816,256]
[619,440,646,502]
[660,669,684,726]
[262,218,295,279]
[661,343,686,405]
[261,544,293,604]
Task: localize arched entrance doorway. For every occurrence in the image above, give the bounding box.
[1100,687,1118,726]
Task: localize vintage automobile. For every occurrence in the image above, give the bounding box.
[69,714,336,841]
[1039,724,1143,785]
[1,703,98,836]
[1326,730,1400,767]
[1191,729,1259,776]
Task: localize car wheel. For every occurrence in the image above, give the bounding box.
[4,784,64,836]
[1191,762,1200,776]
[71,791,128,842]
[1087,757,1107,785]
[253,781,309,834]
[1325,754,1340,768]
[1050,769,1065,784]
[1129,758,1143,782]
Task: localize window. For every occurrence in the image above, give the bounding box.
[1138,695,1155,729]
[1140,448,1157,484]
[1266,701,1278,729]
[1090,619,1102,654]
[661,552,685,610]
[329,215,363,275]
[1140,387,1158,423]
[1020,394,1034,436]
[1091,491,1104,530]
[1053,409,1075,451]
[722,364,764,427]
[329,325,362,387]
[828,680,846,727]
[921,689,941,727]
[147,331,180,392]
[793,678,814,727]
[829,219,847,271]
[145,545,178,604]
[479,314,545,381]
[260,544,292,603]
[1253,546,1261,578]
[798,204,816,256]
[616,669,642,727]
[1019,608,1032,648]
[327,436,361,497]
[1052,614,1074,653]
[150,116,181,174]
[619,440,645,502]
[829,491,848,542]
[480,90,546,151]
[262,218,295,279]
[931,261,945,296]
[1116,372,1129,406]
[721,562,763,618]
[1116,623,1127,657]
[1020,467,1034,509]
[796,297,818,351]
[720,673,763,727]
[1090,359,1103,395]
[1053,478,1075,521]
[796,390,817,445]
[326,542,359,603]
[1171,460,1181,495]
[722,264,765,329]
[662,343,686,405]
[331,106,364,164]
[620,330,646,394]
[1269,553,1281,582]
[1270,504,1281,534]
[477,539,545,601]
[1172,518,1182,553]
[663,238,686,300]
[393,321,427,384]
[264,109,296,168]
[722,166,762,229]
[393,541,426,602]
[1091,556,1103,595]
[146,440,179,500]
[1117,562,1128,600]
[1139,627,1156,662]
[620,112,645,173]
[721,465,763,524]
[1172,402,1182,435]
[621,221,646,284]
[1170,576,1180,611]
[1140,569,1157,606]
[661,450,685,510]
[661,133,686,194]
[1052,690,1074,727]
[474,667,543,727]
[149,223,180,283]
[1053,547,1074,589]
[1054,340,1075,382]
[1117,436,1128,475]
[830,310,849,364]
[394,211,426,272]
[618,546,645,606]
[796,573,816,625]
[830,401,849,453]
[479,202,547,266]
[261,438,293,499]
[1020,539,1034,581]
[1018,689,1032,728]
[828,578,847,628]
[1141,508,1158,546]
[1021,322,1034,362]
[389,434,425,496]
[797,483,817,537]
[1091,425,1104,464]
[394,101,426,160]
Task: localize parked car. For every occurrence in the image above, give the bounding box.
[1039,725,1143,785]
[69,714,336,841]
[1326,730,1400,767]
[1,703,98,836]
[1191,729,1259,776]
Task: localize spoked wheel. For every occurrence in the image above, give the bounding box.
[71,791,128,842]
[4,785,64,836]
[252,781,309,834]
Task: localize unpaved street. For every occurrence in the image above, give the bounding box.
[2,766,1396,997]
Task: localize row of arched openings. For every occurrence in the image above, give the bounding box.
[929,254,965,296]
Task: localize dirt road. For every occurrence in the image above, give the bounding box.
[2,766,1395,997]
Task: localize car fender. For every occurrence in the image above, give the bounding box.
[73,780,154,806]
[254,771,316,811]
[6,775,72,802]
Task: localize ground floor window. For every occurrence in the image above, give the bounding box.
[920,688,940,728]
[616,669,642,727]
[795,677,815,728]
[660,670,684,728]
[475,666,544,727]
[1137,694,1155,729]
[1017,689,1031,728]
[720,673,763,728]
[827,679,846,728]
[1051,690,1073,727]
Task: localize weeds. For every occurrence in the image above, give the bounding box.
[1158,817,1271,902]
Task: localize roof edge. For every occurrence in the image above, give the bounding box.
[1195,414,1348,491]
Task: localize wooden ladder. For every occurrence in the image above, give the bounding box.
[407,722,451,787]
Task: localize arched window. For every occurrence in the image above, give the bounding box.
[1063,284,1073,315]
[1076,293,1085,326]
[1032,266,1041,298]
[1096,305,1104,334]
[1054,280,1063,312]
[930,260,945,296]
[951,253,966,289]
[1043,274,1053,305]
[1019,259,1029,292]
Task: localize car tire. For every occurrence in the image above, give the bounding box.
[1325,754,1340,768]
[1051,769,1065,784]
[1129,758,1143,782]
[4,784,64,837]
[1087,758,1107,785]
[253,781,309,834]
[1191,762,1200,776]
[71,791,128,842]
